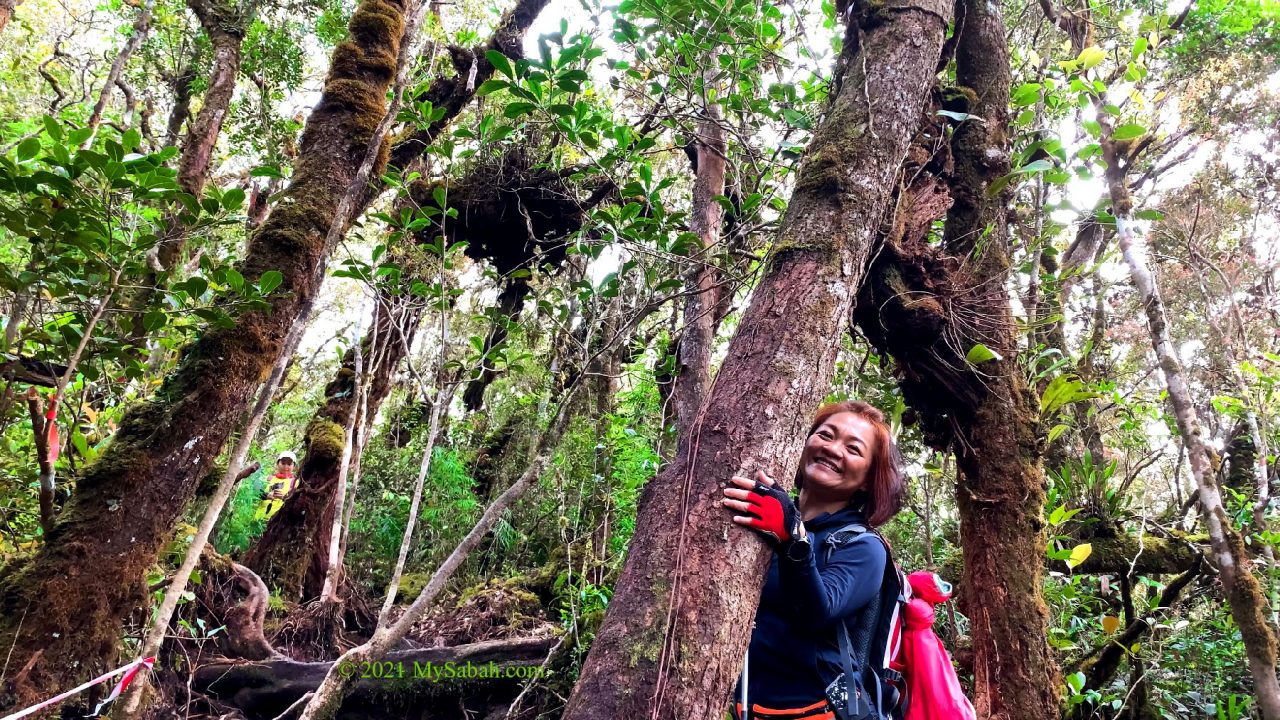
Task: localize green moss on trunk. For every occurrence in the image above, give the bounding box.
[0,0,407,706]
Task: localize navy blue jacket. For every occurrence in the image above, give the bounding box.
[735,503,888,709]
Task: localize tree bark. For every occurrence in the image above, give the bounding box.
[0,0,21,34]
[1070,533,1201,575]
[853,1,1062,716]
[155,0,255,269]
[118,308,309,715]
[670,76,726,441]
[0,0,409,704]
[163,60,198,148]
[559,2,951,718]
[945,4,1062,716]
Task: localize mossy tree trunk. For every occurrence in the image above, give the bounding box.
[559,2,952,717]
[943,4,1062,716]
[854,1,1062,716]
[245,295,419,602]
[0,0,408,705]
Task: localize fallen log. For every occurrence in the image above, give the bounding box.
[193,636,557,719]
[1072,533,1202,575]
[0,357,68,387]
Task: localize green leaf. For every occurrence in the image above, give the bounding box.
[71,429,93,461]
[1082,119,1101,138]
[1077,46,1106,69]
[223,188,246,211]
[225,268,245,292]
[1040,374,1101,416]
[1012,83,1041,107]
[503,102,537,118]
[1067,671,1086,694]
[965,343,1002,364]
[782,108,811,129]
[143,309,168,332]
[1134,208,1164,221]
[259,270,283,295]
[180,276,208,298]
[1131,37,1149,60]
[476,79,508,96]
[1047,423,1070,444]
[42,115,63,143]
[16,138,40,161]
[486,50,514,78]
[1017,159,1055,174]
[250,165,284,178]
[1112,123,1146,140]
[1066,543,1093,568]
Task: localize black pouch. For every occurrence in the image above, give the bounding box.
[823,670,873,720]
[825,621,876,720]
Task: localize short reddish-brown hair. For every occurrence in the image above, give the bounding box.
[795,400,904,527]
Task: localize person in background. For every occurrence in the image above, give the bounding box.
[255,450,297,521]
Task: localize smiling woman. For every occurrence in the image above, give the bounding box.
[721,400,905,720]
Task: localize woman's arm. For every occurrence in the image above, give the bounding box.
[721,471,887,626]
[777,533,886,627]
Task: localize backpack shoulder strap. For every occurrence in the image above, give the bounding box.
[822,522,870,563]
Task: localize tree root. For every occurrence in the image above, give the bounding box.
[198,548,282,661]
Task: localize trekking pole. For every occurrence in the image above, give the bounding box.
[739,647,749,720]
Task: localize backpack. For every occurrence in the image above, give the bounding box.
[823,523,909,720]
[823,524,975,720]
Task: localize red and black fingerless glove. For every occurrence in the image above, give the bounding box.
[741,481,804,545]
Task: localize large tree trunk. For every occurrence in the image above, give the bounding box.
[854,1,1062,716]
[0,0,408,705]
[245,296,419,602]
[943,3,1061,716]
[559,2,951,718]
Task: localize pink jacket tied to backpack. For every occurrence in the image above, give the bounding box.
[902,572,976,720]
